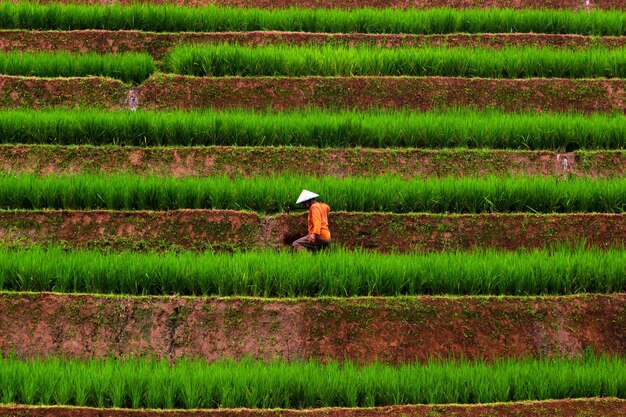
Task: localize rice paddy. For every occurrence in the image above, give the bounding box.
[1,108,624,150]
[1,3,626,35]
[0,355,625,409]
[1,245,624,296]
[0,51,154,83]
[1,0,625,414]
[0,173,623,213]
[165,44,626,78]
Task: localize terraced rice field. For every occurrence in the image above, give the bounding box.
[0,0,625,416]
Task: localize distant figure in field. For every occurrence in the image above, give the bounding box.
[292,189,331,252]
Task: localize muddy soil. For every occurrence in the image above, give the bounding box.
[1,292,626,363]
[22,0,626,10]
[3,400,626,417]
[0,210,624,252]
[2,31,624,60]
[139,76,626,113]
[2,146,623,178]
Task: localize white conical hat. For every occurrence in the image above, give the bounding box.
[296,189,319,204]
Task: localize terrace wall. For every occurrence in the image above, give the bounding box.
[1,293,625,363]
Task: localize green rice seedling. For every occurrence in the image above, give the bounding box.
[0,173,623,213]
[164,44,626,78]
[1,245,625,296]
[1,3,626,35]
[0,355,625,408]
[0,51,154,83]
[0,108,623,150]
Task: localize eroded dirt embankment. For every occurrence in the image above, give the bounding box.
[0,210,624,252]
[3,75,624,112]
[2,31,625,59]
[3,146,623,178]
[139,76,626,113]
[1,292,626,363]
[0,76,127,109]
[22,0,626,10]
[3,400,626,417]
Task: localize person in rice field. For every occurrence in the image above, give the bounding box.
[292,189,331,252]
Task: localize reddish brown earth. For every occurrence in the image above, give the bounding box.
[1,292,626,363]
[4,75,624,112]
[139,76,626,113]
[0,210,624,252]
[3,401,626,417]
[23,0,626,10]
[2,31,625,59]
[0,76,127,109]
[2,146,623,178]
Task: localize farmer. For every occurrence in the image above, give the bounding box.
[292,189,331,252]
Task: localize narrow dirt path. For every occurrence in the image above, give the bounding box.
[0,210,624,252]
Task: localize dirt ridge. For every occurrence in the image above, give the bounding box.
[2,31,625,59]
[2,292,626,363]
[3,400,626,417]
[4,146,625,178]
[0,210,624,252]
[2,75,624,112]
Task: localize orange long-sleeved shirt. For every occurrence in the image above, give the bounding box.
[308,202,331,241]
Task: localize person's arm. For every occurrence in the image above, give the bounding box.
[309,205,322,243]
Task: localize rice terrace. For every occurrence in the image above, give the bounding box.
[1,0,626,415]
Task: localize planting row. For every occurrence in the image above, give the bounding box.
[5,76,624,113]
[1,355,625,409]
[165,45,626,78]
[0,51,152,83]
[8,46,626,81]
[2,109,625,150]
[2,3,626,35]
[19,0,626,10]
[3,245,626,296]
[2,145,622,178]
[3,32,626,60]
[0,173,624,213]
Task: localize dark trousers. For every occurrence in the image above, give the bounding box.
[292,235,330,252]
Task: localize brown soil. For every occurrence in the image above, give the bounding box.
[22,0,626,10]
[2,292,626,363]
[0,76,127,109]
[4,74,624,112]
[0,210,624,252]
[0,146,623,178]
[2,31,625,60]
[139,75,626,113]
[3,400,626,417]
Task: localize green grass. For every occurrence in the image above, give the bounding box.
[1,109,624,150]
[2,3,626,35]
[0,173,623,213]
[0,355,624,408]
[0,51,154,83]
[165,44,626,78]
[1,245,625,296]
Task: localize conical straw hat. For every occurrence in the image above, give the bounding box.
[296,189,319,204]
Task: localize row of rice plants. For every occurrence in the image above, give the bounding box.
[0,355,624,409]
[165,44,626,78]
[2,3,625,35]
[0,51,153,83]
[0,173,623,213]
[2,245,625,296]
[1,108,624,149]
